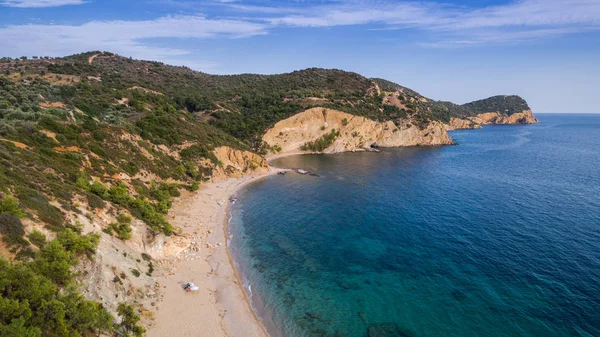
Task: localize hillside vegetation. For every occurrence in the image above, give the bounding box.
[0,51,532,336]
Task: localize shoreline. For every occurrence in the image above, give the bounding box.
[147,150,374,337]
[147,168,285,337]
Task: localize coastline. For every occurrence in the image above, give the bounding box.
[147,169,284,337]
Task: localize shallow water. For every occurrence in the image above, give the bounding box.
[229,114,600,337]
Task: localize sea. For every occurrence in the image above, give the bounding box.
[228,113,600,337]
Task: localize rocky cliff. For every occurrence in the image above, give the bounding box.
[471,110,539,125]
[445,118,483,131]
[75,146,270,322]
[211,146,271,179]
[263,107,453,154]
[446,110,539,130]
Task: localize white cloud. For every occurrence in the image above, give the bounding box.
[1,0,599,64]
[1,0,85,7]
[0,15,267,66]
[259,0,600,46]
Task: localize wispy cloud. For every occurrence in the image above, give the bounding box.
[1,0,599,66]
[0,15,267,70]
[253,0,600,46]
[1,0,85,7]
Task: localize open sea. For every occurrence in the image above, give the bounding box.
[228,114,600,337]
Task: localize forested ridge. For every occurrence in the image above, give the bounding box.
[0,51,531,336]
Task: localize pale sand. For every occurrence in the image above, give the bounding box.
[147,170,283,337]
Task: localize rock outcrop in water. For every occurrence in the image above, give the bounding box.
[263,107,453,154]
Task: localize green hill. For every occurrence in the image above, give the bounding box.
[0,51,532,336]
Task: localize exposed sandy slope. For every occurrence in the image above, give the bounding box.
[146,171,280,337]
[88,54,99,64]
[211,146,270,180]
[263,107,453,154]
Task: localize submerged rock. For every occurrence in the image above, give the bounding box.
[309,328,328,337]
[450,289,467,302]
[283,293,296,307]
[366,323,414,337]
[358,311,368,325]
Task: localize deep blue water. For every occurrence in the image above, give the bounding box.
[228,114,600,337]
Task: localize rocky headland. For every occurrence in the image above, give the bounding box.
[263,107,453,154]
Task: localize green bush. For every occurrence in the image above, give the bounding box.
[300,129,341,152]
[108,183,133,205]
[106,213,132,240]
[129,197,172,235]
[0,214,27,248]
[90,180,108,198]
[27,229,46,248]
[0,196,26,218]
[86,192,105,210]
[146,262,154,276]
[0,233,113,337]
[116,303,145,337]
[75,171,91,191]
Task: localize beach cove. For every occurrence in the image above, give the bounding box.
[146,170,283,337]
[148,114,600,337]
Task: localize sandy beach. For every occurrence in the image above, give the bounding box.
[147,169,282,337]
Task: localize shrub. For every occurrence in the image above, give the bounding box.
[0,214,27,248]
[90,180,108,198]
[16,187,64,230]
[32,240,74,285]
[300,129,340,152]
[107,213,132,240]
[0,196,26,218]
[86,192,105,209]
[130,269,140,277]
[129,197,172,235]
[75,171,91,191]
[27,229,46,248]
[105,214,131,239]
[108,183,133,205]
[117,213,131,224]
[146,262,154,276]
[116,303,146,337]
[56,228,99,257]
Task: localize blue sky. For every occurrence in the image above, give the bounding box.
[1,0,599,113]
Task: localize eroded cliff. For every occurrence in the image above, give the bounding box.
[446,110,539,130]
[263,107,454,154]
[471,110,539,125]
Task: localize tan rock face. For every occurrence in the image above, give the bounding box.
[446,110,538,130]
[211,146,270,179]
[263,107,454,154]
[446,118,482,131]
[471,110,538,125]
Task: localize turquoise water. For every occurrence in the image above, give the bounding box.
[228,114,600,337]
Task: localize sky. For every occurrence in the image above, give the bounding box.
[1,0,599,113]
